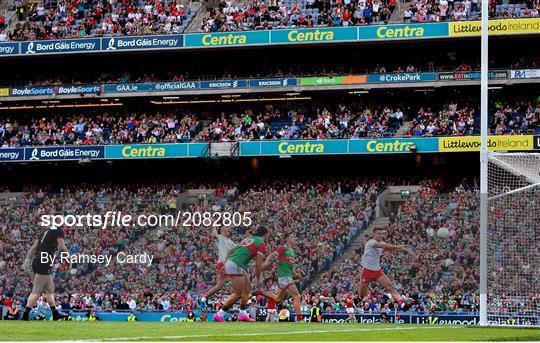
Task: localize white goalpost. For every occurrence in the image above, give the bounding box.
[479,0,489,326]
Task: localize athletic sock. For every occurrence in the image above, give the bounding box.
[296,313,303,321]
[22,306,32,319]
[239,310,247,315]
[218,309,226,316]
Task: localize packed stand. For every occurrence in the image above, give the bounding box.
[5,0,196,41]
[308,179,482,313]
[404,102,477,137]
[402,0,539,23]
[198,104,404,142]
[0,178,380,314]
[487,186,540,315]
[403,99,540,137]
[0,104,405,147]
[491,100,540,135]
[201,0,394,32]
[0,112,203,147]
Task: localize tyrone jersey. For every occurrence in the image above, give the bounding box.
[34,227,64,260]
[345,298,354,308]
[276,245,296,278]
[216,234,236,263]
[228,236,266,269]
[361,239,383,270]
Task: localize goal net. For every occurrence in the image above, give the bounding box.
[487,152,540,326]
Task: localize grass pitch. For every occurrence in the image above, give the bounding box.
[0,322,539,341]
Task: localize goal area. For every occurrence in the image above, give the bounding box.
[486,152,540,326]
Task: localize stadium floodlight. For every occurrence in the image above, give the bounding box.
[486,152,540,326]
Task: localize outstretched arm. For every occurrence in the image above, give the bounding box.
[373,241,413,255]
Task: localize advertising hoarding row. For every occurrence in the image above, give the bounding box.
[4,69,537,98]
[0,19,537,57]
[1,136,536,163]
[66,310,539,325]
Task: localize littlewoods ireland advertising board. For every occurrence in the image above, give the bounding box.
[449,18,539,37]
[438,135,534,152]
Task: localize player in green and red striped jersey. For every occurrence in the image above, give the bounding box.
[213,226,268,323]
[260,233,303,322]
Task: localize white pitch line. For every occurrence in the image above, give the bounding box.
[90,325,459,342]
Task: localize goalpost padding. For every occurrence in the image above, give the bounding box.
[486,152,540,326]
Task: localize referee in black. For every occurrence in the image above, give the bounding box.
[21,226,69,321]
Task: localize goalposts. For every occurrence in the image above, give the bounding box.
[478,0,539,326]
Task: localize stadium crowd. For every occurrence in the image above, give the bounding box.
[2,175,538,318]
[0,0,537,41]
[200,0,394,32]
[403,99,539,137]
[308,179,481,313]
[403,0,539,23]
[1,99,538,147]
[6,0,196,41]
[487,174,539,315]
[0,178,381,316]
[0,103,405,147]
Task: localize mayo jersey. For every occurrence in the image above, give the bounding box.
[229,236,266,268]
[216,234,236,263]
[361,239,384,270]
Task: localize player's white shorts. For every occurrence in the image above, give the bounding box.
[224,260,246,276]
[346,307,355,314]
[267,308,278,322]
[278,276,295,289]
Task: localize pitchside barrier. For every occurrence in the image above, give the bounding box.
[3,306,537,325]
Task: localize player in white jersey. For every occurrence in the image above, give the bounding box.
[359,227,415,307]
[202,226,237,302]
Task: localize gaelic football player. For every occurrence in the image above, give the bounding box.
[213,226,267,322]
[21,226,69,321]
[359,227,415,310]
[202,226,236,302]
[260,233,303,322]
[344,295,358,322]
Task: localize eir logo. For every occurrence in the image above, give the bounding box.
[534,136,540,150]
